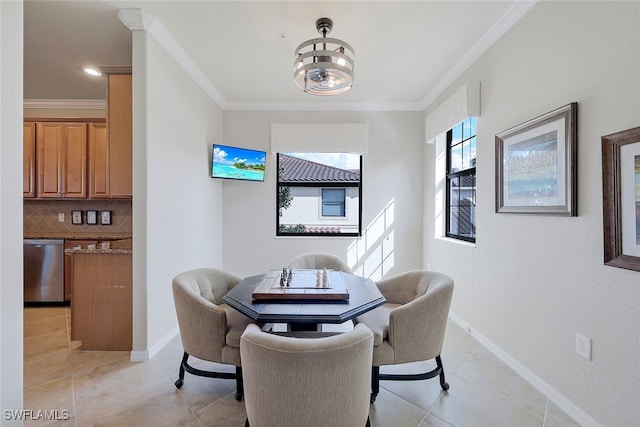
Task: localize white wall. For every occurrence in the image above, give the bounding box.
[423,2,640,425]
[131,30,224,357]
[222,111,424,279]
[0,1,23,420]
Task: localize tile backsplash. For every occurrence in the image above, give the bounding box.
[24,200,132,234]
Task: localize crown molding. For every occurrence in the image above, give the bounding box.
[98,66,132,74]
[116,2,535,113]
[118,8,226,109]
[117,8,154,31]
[224,101,424,112]
[418,0,537,110]
[23,99,106,110]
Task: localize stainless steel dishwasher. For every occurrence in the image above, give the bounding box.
[24,239,64,302]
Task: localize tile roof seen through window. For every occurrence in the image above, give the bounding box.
[279,154,360,183]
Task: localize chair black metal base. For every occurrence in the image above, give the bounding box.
[174,352,244,401]
[370,355,449,403]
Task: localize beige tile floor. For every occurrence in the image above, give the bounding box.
[23,306,580,427]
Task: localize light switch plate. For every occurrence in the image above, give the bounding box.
[57,212,65,223]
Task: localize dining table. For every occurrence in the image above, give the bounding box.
[223,269,386,331]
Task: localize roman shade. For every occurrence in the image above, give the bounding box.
[270,123,369,154]
[425,81,480,143]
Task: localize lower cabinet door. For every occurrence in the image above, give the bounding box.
[71,253,132,350]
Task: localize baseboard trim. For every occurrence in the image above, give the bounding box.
[129,326,180,363]
[448,312,601,427]
[130,350,148,362]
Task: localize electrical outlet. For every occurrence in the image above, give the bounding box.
[57,212,65,223]
[576,332,592,360]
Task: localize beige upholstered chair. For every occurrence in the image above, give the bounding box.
[355,270,454,402]
[288,252,352,273]
[240,323,374,427]
[172,268,254,400]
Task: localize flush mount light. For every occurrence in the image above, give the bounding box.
[83,67,102,77]
[294,17,354,96]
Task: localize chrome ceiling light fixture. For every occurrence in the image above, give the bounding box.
[294,17,354,96]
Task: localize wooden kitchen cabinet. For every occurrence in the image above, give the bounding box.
[36,122,87,198]
[23,122,36,198]
[107,74,132,198]
[64,251,73,302]
[88,122,109,198]
[63,239,98,302]
[71,252,132,350]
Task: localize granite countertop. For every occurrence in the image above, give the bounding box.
[25,232,132,254]
[24,232,132,240]
[64,248,132,255]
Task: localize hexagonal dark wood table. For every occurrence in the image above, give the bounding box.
[223,271,385,330]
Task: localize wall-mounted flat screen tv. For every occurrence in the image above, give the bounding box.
[211,144,266,182]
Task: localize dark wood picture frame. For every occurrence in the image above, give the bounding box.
[495,102,578,216]
[602,126,640,272]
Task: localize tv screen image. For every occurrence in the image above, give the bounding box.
[211,144,266,182]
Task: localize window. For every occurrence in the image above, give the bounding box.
[322,189,346,217]
[277,153,362,236]
[446,118,477,242]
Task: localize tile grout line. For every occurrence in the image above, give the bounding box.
[424,342,481,418]
[542,397,550,427]
[158,359,204,426]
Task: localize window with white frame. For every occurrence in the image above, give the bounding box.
[446,118,477,242]
[321,188,346,217]
[277,153,361,236]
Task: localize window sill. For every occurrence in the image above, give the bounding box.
[435,236,477,248]
[275,235,358,239]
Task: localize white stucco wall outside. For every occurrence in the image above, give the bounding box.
[280,186,360,233]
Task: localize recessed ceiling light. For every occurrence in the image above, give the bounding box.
[83,67,102,77]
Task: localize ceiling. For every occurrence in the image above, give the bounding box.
[24,1,532,111]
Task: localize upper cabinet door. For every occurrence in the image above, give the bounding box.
[36,122,87,198]
[63,123,88,198]
[107,74,132,198]
[89,122,109,198]
[36,122,65,198]
[23,122,36,198]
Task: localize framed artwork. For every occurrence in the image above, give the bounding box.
[495,102,578,216]
[602,126,640,272]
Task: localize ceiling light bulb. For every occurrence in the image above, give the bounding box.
[83,67,102,77]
